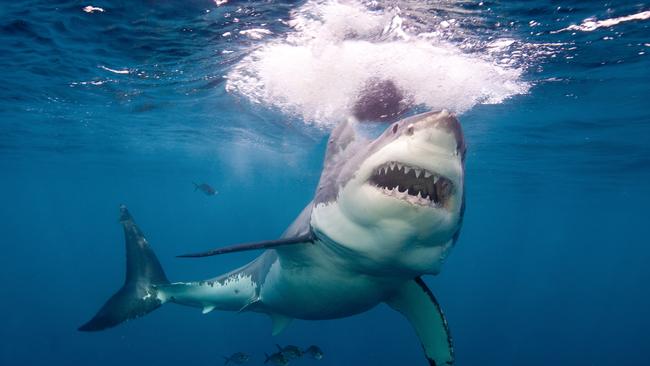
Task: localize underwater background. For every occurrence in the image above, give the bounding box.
[1,0,649,365]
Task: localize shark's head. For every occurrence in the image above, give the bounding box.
[311,110,465,276]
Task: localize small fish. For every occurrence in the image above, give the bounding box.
[304,345,323,360]
[264,352,289,366]
[193,182,217,196]
[223,352,249,365]
[276,344,302,359]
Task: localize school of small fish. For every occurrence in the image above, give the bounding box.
[223,344,323,365]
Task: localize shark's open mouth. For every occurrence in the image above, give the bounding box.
[369,162,453,207]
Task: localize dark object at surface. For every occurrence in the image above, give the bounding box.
[352,78,411,122]
[194,182,217,196]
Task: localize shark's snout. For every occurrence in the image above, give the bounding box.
[311,109,466,278]
[407,110,465,159]
[364,110,464,209]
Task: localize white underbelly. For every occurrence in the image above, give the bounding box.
[258,258,390,319]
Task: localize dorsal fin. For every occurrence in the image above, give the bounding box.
[322,118,359,168]
[177,233,315,258]
[314,119,364,204]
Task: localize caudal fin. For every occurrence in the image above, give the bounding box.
[78,205,170,331]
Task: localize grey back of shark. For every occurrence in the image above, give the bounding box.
[79,110,466,366]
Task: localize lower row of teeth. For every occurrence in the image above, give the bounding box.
[379,186,434,205]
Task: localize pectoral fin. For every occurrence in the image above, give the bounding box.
[386,278,454,366]
[177,233,315,258]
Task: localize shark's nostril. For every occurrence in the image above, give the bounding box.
[392,124,398,134]
[406,124,414,135]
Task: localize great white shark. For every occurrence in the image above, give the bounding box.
[79,110,466,366]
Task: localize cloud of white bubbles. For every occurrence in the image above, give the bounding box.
[226,0,530,126]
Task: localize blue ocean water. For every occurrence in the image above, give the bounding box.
[1,0,649,365]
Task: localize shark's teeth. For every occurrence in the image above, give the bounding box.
[369,161,454,208]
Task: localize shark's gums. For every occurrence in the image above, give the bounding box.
[79,110,466,366]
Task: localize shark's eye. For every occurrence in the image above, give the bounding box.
[392,124,398,134]
[406,125,414,135]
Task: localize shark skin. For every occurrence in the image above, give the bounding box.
[80,110,466,366]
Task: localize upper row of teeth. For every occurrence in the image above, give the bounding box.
[377,163,437,181]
